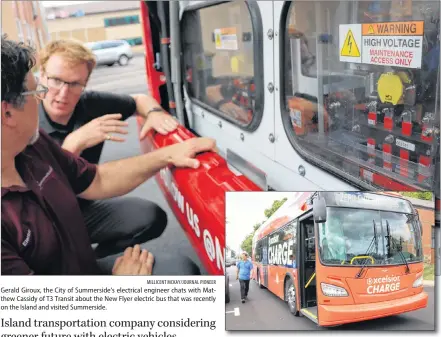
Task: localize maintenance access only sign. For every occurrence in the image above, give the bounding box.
[339,21,424,69]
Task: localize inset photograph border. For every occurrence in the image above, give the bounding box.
[225,191,435,331]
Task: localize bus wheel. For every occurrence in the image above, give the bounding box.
[257,270,264,288]
[285,279,299,316]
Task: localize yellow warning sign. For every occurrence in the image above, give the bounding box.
[367,25,375,35]
[215,33,221,48]
[340,29,360,57]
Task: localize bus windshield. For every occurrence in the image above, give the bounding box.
[318,207,423,266]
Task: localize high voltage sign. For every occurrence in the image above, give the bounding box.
[339,21,424,69]
[340,29,360,57]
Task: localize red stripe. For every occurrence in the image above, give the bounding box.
[360,168,414,190]
[399,149,409,177]
[417,155,431,182]
[383,143,392,171]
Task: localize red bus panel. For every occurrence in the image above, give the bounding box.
[138,122,261,274]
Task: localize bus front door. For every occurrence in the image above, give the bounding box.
[299,216,318,323]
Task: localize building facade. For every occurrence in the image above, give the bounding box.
[1,1,49,53]
[45,1,144,52]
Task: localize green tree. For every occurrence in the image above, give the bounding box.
[264,197,288,218]
[240,198,288,256]
[240,222,262,256]
[399,192,433,201]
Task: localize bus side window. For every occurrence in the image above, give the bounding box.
[181,0,264,130]
[282,0,440,197]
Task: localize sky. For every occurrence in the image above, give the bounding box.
[41,1,97,7]
[226,192,293,253]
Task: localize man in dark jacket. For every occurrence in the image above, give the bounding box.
[1,36,215,275]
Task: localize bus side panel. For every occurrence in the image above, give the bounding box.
[266,266,292,301]
[138,126,262,275]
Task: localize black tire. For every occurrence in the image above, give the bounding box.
[285,278,299,316]
[118,54,129,66]
[257,269,264,288]
[225,274,230,303]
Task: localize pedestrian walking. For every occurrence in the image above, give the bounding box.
[236,252,253,303]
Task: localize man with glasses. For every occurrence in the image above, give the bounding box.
[1,36,215,275]
[37,39,180,260]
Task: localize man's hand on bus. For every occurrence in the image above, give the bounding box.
[130,93,179,139]
[63,114,129,155]
[112,245,154,275]
[77,137,217,200]
[167,137,217,169]
[139,110,179,139]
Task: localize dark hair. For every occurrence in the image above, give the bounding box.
[1,34,36,108]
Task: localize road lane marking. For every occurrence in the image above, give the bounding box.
[226,307,240,316]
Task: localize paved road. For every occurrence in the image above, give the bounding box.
[87,55,207,274]
[225,266,435,330]
[88,55,148,96]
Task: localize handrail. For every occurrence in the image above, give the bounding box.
[305,272,316,288]
[350,256,375,265]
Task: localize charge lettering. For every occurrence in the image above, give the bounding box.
[367,282,400,294]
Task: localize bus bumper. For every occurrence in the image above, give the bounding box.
[319,291,428,326]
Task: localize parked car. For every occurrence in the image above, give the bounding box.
[85,40,133,67]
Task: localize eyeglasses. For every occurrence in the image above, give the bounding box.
[21,84,49,100]
[46,76,86,94]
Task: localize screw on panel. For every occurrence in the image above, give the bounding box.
[267,29,274,40]
[240,133,244,141]
[218,121,222,128]
[267,83,274,93]
[202,111,205,118]
[298,165,306,176]
[269,133,275,143]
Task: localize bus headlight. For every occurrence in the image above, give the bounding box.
[321,283,348,297]
[412,276,423,288]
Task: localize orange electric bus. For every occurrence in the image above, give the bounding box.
[252,192,428,327]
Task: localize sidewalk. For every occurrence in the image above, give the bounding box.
[423,280,435,287]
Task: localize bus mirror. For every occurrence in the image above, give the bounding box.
[313,196,327,223]
[415,212,422,236]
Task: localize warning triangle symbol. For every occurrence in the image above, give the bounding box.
[367,25,375,34]
[340,29,360,57]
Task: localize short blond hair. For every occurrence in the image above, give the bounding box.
[39,39,96,76]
